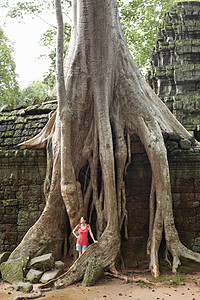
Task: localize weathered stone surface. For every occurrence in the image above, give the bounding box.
[167,132,181,141]
[148,1,200,141]
[0,149,46,252]
[30,253,55,271]
[0,101,57,149]
[0,252,10,264]
[82,259,103,287]
[165,140,179,151]
[26,268,43,283]
[179,139,192,150]
[123,259,138,268]
[192,237,200,252]
[12,281,33,293]
[0,121,199,265]
[0,257,29,283]
[121,146,200,265]
[38,260,64,283]
[55,260,65,270]
[40,268,61,283]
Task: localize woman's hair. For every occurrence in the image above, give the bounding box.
[80,216,87,223]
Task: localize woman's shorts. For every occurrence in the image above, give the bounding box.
[76,243,87,252]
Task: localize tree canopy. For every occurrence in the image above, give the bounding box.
[118,0,180,73]
[3,0,182,87]
[4,0,72,89]
[0,27,20,106]
[19,80,50,102]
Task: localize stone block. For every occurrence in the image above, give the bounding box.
[181,193,195,203]
[192,245,200,252]
[38,260,64,284]
[191,201,199,208]
[0,256,29,283]
[26,268,43,283]
[17,210,30,226]
[30,253,55,271]
[82,259,103,287]
[166,140,179,151]
[12,281,33,293]
[179,139,191,149]
[167,132,181,141]
[15,123,24,130]
[40,268,60,283]
[13,129,22,137]
[2,214,17,224]
[124,260,138,268]
[55,260,65,270]
[194,178,200,193]
[172,193,181,208]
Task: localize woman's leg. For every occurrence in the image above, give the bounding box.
[82,245,87,254]
[76,243,82,257]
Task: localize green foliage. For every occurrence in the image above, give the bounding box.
[4,0,198,88]
[156,273,186,286]
[6,0,71,20]
[118,0,179,74]
[5,0,71,89]
[20,80,49,102]
[5,0,180,81]
[0,28,20,106]
[0,0,9,11]
[6,1,54,19]
[41,23,71,89]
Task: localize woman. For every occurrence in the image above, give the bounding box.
[72,216,97,257]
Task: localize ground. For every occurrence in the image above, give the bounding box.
[1,263,200,300]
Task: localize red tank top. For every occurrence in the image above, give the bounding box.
[77,224,90,245]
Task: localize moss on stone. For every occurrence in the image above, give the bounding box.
[30,253,55,271]
[26,268,43,283]
[82,259,104,286]
[12,281,33,293]
[0,256,29,283]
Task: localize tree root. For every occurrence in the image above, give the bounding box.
[104,271,150,284]
[13,287,42,300]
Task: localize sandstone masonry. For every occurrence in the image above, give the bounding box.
[148,1,200,141]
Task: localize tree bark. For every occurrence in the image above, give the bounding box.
[12,0,200,286]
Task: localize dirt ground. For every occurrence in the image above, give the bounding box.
[1,267,200,300]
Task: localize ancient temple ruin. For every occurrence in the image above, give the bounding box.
[148,1,200,141]
[0,1,200,266]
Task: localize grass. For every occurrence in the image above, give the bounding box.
[157,273,186,286]
[136,280,153,288]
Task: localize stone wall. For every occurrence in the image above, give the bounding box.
[121,134,200,265]
[0,102,56,149]
[0,102,56,252]
[148,1,200,140]
[0,102,200,264]
[0,149,46,252]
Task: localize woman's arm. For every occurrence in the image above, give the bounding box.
[88,225,98,243]
[72,225,79,239]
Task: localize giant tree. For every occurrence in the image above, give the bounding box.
[10,0,200,287]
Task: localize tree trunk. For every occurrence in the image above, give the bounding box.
[12,0,200,286]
